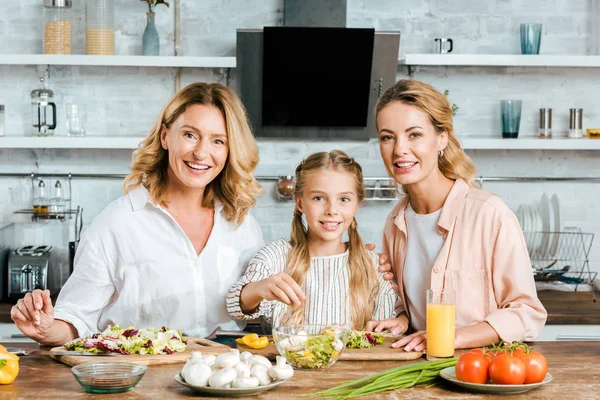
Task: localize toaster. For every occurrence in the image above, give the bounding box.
[7,245,68,300]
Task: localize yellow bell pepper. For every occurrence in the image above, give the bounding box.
[235,333,269,349]
[0,352,19,384]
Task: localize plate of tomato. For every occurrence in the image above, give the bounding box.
[439,341,552,394]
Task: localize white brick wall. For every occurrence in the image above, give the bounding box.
[0,0,599,276]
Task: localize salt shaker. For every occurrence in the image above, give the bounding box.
[568,108,584,139]
[538,108,552,139]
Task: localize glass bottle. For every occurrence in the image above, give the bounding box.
[50,180,66,216]
[34,180,49,215]
[85,0,115,55]
[43,0,73,54]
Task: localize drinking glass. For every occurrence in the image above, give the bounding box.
[426,289,455,360]
[500,100,522,139]
[520,23,542,54]
[66,103,86,136]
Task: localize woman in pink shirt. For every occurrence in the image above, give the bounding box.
[368,79,547,352]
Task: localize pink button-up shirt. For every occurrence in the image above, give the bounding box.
[383,179,547,342]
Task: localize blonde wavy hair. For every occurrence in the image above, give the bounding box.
[375,79,477,187]
[282,150,379,330]
[123,82,263,226]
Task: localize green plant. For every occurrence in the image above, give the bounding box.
[444,90,459,116]
[140,0,169,12]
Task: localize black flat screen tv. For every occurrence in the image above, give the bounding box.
[262,27,375,128]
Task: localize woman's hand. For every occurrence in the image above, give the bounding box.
[365,317,409,336]
[10,289,55,342]
[364,244,395,282]
[392,330,427,352]
[255,273,305,307]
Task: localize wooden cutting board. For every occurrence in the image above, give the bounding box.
[237,337,423,361]
[49,337,231,367]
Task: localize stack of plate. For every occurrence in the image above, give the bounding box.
[515,193,562,258]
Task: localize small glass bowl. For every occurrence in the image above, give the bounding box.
[71,362,147,394]
[272,324,349,370]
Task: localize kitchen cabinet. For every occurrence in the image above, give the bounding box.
[399,54,600,68]
[0,54,235,68]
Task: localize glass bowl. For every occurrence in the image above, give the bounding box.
[272,324,350,369]
[71,362,147,394]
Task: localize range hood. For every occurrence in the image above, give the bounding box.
[236,0,400,140]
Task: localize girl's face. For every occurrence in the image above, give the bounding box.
[161,104,229,193]
[295,169,360,246]
[377,101,447,187]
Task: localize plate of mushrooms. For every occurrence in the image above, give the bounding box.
[175,349,293,397]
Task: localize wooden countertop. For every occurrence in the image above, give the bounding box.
[0,341,597,399]
[2,290,598,325]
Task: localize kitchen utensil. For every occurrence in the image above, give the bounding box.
[568,108,584,138]
[434,38,453,54]
[538,194,551,257]
[72,362,147,394]
[539,108,552,138]
[440,367,552,394]
[7,245,65,299]
[243,335,423,362]
[31,77,57,136]
[68,206,83,274]
[500,100,522,138]
[520,23,542,55]
[50,337,230,366]
[174,373,289,397]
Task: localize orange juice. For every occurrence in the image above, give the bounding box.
[426,303,455,358]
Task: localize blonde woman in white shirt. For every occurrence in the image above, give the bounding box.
[11,82,264,345]
[227,151,397,330]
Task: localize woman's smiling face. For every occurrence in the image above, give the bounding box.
[161,104,229,192]
[377,101,447,187]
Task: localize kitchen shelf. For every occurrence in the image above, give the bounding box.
[0,54,236,68]
[2,135,600,150]
[0,136,143,149]
[399,54,600,68]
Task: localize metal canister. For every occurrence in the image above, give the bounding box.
[568,108,583,138]
[539,108,552,138]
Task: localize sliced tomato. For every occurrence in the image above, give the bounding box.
[489,354,526,385]
[456,352,490,384]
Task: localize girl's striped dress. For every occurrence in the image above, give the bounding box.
[226,239,398,329]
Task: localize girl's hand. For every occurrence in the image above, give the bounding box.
[10,289,55,342]
[392,330,427,352]
[365,317,408,336]
[256,273,305,306]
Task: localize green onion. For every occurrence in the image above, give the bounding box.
[307,358,457,399]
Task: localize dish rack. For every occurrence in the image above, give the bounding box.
[526,228,596,302]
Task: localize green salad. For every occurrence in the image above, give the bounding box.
[346,331,385,349]
[279,328,345,369]
[64,325,187,355]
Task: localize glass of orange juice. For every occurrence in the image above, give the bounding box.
[426,289,455,360]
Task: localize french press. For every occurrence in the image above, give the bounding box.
[31,77,57,136]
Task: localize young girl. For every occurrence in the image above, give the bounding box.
[227,150,397,330]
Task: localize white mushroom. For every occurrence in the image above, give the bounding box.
[250,364,272,386]
[234,361,251,377]
[232,370,260,388]
[213,349,241,369]
[190,351,204,363]
[201,354,216,367]
[208,367,237,388]
[184,362,213,387]
[249,354,272,369]
[239,351,253,362]
[268,356,294,381]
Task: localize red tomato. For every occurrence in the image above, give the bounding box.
[489,354,526,385]
[515,351,548,384]
[456,353,490,384]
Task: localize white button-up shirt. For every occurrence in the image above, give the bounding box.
[54,186,264,339]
